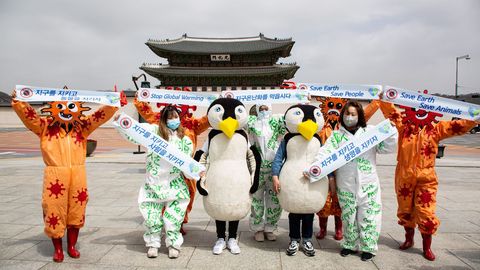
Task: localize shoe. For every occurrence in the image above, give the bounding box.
[265,232,276,241]
[147,247,158,258]
[315,217,328,239]
[212,238,226,255]
[254,231,265,242]
[399,227,415,250]
[51,238,64,263]
[302,241,316,257]
[340,248,356,257]
[361,252,375,261]
[286,240,299,256]
[334,216,343,241]
[227,238,241,254]
[422,234,436,261]
[168,246,180,259]
[67,228,80,258]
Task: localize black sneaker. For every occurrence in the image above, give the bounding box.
[361,252,375,261]
[302,241,315,257]
[286,240,299,256]
[340,248,357,257]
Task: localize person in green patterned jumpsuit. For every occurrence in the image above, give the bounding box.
[247,103,286,242]
[114,106,193,259]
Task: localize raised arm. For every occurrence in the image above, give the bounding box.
[11,98,43,137]
[133,96,160,124]
[435,119,477,141]
[379,100,404,129]
[84,105,118,136]
[364,100,380,122]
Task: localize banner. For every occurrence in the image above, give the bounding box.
[114,113,205,180]
[382,86,480,121]
[306,119,397,182]
[15,85,121,107]
[298,83,382,100]
[221,89,309,104]
[138,88,219,107]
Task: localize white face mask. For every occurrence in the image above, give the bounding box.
[258,110,271,119]
[343,115,358,127]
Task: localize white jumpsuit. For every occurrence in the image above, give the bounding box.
[317,125,397,253]
[115,123,193,249]
[246,108,286,233]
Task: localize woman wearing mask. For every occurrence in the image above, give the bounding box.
[311,101,397,261]
[246,103,286,242]
[114,105,194,259]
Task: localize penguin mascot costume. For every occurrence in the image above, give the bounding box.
[271,104,329,256]
[195,98,261,255]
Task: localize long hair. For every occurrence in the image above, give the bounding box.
[339,101,367,128]
[158,105,185,141]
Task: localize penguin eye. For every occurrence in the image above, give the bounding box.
[236,107,244,114]
[315,111,321,117]
[215,107,221,112]
[294,111,301,116]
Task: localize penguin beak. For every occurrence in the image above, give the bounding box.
[219,117,239,138]
[298,119,318,140]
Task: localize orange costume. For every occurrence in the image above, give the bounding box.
[379,100,476,261]
[315,97,380,240]
[134,97,209,227]
[12,98,118,262]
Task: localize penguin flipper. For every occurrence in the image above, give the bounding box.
[249,145,262,194]
[193,150,204,161]
[196,178,209,196]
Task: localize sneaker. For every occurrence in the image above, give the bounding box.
[212,238,226,255]
[302,241,316,257]
[286,240,299,256]
[340,248,356,257]
[265,232,276,241]
[147,247,158,258]
[227,238,241,254]
[254,231,265,242]
[168,246,180,259]
[361,252,375,261]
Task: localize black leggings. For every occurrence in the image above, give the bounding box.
[216,220,239,239]
[288,213,314,240]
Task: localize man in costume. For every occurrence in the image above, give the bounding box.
[11,88,125,262]
[379,90,477,261]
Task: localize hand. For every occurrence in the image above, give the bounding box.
[113,114,121,121]
[120,91,128,107]
[303,171,310,179]
[11,89,16,99]
[307,94,312,101]
[272,176,281,194]
[378,90,384,100]
[199,171,206,178]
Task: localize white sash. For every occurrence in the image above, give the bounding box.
[221,89,309,104]
[137,88,219,106]
[15,85,121,107]
[298,83,382,100]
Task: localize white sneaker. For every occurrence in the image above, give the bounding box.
[147,247,158,258]
[227,238,241,254]
[212,238,226,255]
[168,246,180,259]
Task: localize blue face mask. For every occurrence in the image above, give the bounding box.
[167,118,180,130]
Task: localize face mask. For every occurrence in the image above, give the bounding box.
[167,118,180,130]
[343,115,358,128]
[258,110,271,119]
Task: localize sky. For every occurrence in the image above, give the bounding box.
[1,0,479,95]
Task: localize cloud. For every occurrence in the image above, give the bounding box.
[0,0,479,94]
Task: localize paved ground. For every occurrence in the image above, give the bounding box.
[0,129,479,269]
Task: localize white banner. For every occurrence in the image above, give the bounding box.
[298,83,382,100]
[138,88,219,107]
[221,89,309,104]
[307,119,397,182]
[383,86,480,121]
[15,85,121,107]
[114,113,205,180]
